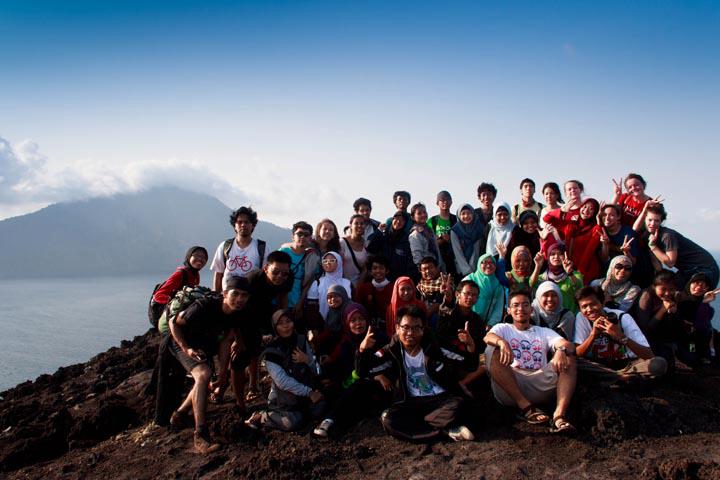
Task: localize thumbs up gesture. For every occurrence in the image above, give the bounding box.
[359,326,377,352]
[457,321,475,353]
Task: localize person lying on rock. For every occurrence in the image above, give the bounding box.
[168,275,251,454]
[573,286,667,383]
[244,309,325,430]
[357,305,476,442]
[484,289,578,433]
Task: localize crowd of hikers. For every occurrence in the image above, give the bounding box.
[146,174,720,453]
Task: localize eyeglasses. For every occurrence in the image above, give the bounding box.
[321,258,337,264]
[398,324,423,333]
[269,269,290,277]
[614,264,633,272]
[509,302,531,309]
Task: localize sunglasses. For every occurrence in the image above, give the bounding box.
[614,264,633,272]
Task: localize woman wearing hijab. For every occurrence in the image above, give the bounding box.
[245,310,324,431]
[485,202,514,259]
[590,255,641,312]
[450,204,486,277]
[306,251,352,321]
[367,210,416,282]
[150,246,208,329]
[504,210,541,266]
[502,245,533,290]
[531,281,576,340]
[385,276,427,337]
[530,242,584,313]
[312,284,357,357]
[313,305,392,438]
[463,254,505,327]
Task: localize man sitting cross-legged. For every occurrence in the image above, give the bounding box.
[357,305,477,442]
[484,289,578,433]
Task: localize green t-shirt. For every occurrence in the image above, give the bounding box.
[428,216,452,236]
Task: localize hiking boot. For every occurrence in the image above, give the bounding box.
[193,428,221,454]
[313,418,334,438]
[447,425,475,442]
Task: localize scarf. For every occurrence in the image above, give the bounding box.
[451,204,485,261]
[386,276,426,336]
[601,255,634,300]
[544,242,568,283]
[372,278,390,289]
[573,198,599,237]
[325,283,352,333]
[532,281,565,329]
[465,253,502,318]
[182,245,208,272]
[341,303,369,345]
[510,246,532,278]
[411,222,441,260]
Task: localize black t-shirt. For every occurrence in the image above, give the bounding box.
[651,227,716,279]
[180,297,241,354]
[246,269,293,333]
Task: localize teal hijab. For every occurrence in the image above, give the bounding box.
[464,253,502,317]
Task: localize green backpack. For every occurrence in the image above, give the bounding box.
[157,285,223,334]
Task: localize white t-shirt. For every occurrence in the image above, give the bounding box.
[489,323,563,371]
[402,349,445,397]
[210,238,268,290]
[573,308,649,360]
[340,239,368,285]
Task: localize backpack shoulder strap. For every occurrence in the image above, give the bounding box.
[343,238,362,272]
[430,216,438,232]
[257,239,267,265]
[223,238,234,262]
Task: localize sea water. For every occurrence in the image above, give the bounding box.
[0,274,161,392]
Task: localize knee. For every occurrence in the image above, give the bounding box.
[193,366,211,385]
[649,356,668,377]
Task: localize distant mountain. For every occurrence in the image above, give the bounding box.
[0,187,291,279]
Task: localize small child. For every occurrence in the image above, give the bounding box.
[354,255,394,331]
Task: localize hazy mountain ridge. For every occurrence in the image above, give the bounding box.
[0,187,291,279]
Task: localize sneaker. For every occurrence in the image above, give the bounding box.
[193,429,221,454]
[313,419,334,438]
[447,425,474,442]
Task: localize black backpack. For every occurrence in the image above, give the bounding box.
[148,267,190,328]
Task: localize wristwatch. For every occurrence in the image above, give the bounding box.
[557,346,575,356]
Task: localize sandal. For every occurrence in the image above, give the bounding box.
[244,411,263,430]
[208,385,228,404]
[245,388,262,402]
[550,415,577,434]
[516,405,550,425]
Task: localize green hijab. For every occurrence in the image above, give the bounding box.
[465,253,502,317]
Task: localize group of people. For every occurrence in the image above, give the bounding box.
[147,174,719,454]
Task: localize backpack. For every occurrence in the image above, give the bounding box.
[223,238,267,267]
[157,285,223,335]
[148,268,190,328]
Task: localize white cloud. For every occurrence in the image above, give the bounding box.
[0,134,250,209]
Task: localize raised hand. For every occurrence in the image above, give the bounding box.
[612,178,624,197]
[534,251,545,269]
[561,252,574,274]
[457,321,475,353]
[620,235,634,255]
[599,227,610,244]
[597,200,606,224]
[496,241,507,258]
[704,288,720,304]
[359,326,377,352]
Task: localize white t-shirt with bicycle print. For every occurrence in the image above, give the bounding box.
[211,238,268,290]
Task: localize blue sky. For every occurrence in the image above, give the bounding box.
[1,1,719,249]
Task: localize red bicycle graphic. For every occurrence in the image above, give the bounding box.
[227,255,253,273]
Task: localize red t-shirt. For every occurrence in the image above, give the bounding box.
[618,193,648,227]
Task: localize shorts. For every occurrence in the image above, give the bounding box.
[169,339,211,373]
[485,345,558,407]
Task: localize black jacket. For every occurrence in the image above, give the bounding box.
[356,334,477,403]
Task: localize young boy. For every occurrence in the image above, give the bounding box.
[355,255,394,331]
[428,190,457,276]
[417,256,445,321]
[512,178,544,225]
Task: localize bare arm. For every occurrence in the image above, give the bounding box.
[213,272,223,292]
